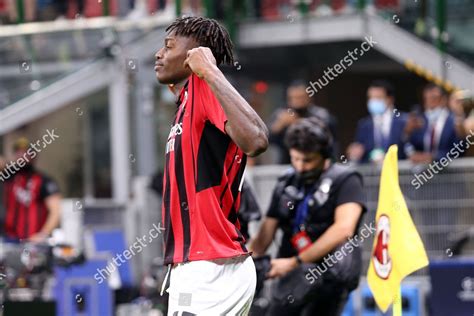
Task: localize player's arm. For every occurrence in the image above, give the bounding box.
[29,193,62,242]
[249,217,279,256]
[184,47,269,157]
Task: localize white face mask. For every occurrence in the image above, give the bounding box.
[425,107,443,123]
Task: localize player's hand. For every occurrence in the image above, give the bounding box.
[267,257,298,279]
[183,47,217,79]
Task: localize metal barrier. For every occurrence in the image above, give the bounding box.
[248,158,474,275]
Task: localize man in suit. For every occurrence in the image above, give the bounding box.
[347,80,407,163]
[404,83,463,164]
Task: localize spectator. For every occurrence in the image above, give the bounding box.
[449,89,474,156]
[250,118,366,315]
[404,83,462,163]
[347,80,407,163]
[6,0,37,22]
[54,0,85,19]
[0,137,62,242]
[0,0,9,23]
[269,80,337,164]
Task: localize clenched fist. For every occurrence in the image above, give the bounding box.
[183,47,218,79]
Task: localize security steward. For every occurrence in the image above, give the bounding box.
[250,118,367,315]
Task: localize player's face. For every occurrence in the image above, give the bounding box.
[155,32,198,85]
[289,149,323,173]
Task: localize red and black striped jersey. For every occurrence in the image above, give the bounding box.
[3,168,60,239]
[162,74,248,264]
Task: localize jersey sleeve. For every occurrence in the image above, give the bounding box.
[40,175,60,199]
[199,77,228,134]
[335,174,367,213]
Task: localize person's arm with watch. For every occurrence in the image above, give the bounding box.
[267,202,363,278]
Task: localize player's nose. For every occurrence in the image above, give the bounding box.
[155,48,164,60]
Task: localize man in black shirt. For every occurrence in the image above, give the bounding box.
[269,80,338,164]
[250,118,367,315]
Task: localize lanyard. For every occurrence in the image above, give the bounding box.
[293,193,312,234]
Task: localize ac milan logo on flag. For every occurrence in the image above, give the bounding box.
[372,214,392,279]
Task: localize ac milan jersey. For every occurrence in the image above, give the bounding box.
[162,74,248,264]
[3,168,60,239]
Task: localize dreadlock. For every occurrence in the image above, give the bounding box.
[166,16,234,66]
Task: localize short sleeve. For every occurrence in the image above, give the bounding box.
[199,78,228,134]
[266,188,282,220]
[40,176,60,199]
[335,174,366,213]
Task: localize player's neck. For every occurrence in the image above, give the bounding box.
[169,80,188,98]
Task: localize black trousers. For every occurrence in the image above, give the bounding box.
[265,282,350,316]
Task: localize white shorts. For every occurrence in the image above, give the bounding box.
[166,255,256,316]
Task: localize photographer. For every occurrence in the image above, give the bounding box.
[0,137,61,243]
[250,118,367,315]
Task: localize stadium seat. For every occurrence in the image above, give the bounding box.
[54,258,113,316]
[89,228,134,287]
[361,285,419,316]
[341,291,355,316]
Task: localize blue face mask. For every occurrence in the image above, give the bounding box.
[367,99,387,116]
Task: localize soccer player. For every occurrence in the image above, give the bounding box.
[154,17,268,314]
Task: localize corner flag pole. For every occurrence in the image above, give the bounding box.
[393,285,402,316]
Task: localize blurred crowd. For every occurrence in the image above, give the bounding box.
[267,80,474,165]
[0,0,402,24]
[0,0,172,23]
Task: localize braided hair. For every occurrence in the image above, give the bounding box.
[166,16,234,66]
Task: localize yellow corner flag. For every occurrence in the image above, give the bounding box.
[367,145,429,313]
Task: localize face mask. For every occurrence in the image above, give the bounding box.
[296,160,326,185]
[367,99,387,116]
[293,107,309,117]
[425,108,443,123]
